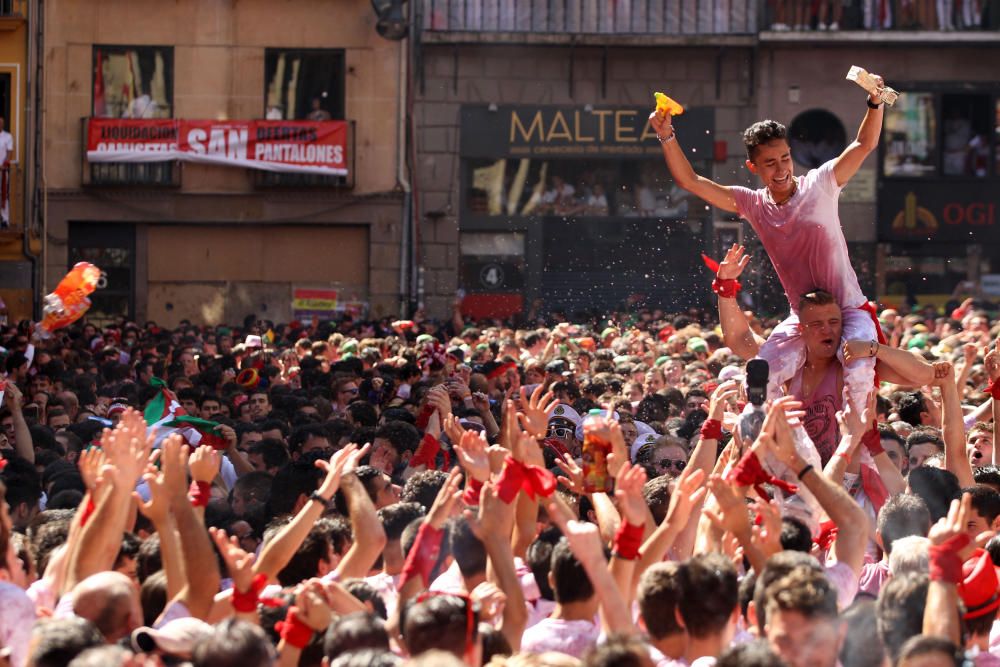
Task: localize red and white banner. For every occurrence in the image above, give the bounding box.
[86,118,349,175]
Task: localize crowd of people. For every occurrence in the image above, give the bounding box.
[0,286,994,667]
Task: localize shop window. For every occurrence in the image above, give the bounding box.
[92,46,173,118]
[459,232,526,292]
[264,49,345,121]
[464,158,700,220]
[788,109,847,169]
[67,223,135,323]
[942,94,991,177]
[883,92,936,177]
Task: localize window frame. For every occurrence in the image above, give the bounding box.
[262,47,346,121]
[878,83,1000,180]
[90,44,175,119]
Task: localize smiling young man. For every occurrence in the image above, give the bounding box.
[650,73,886,413]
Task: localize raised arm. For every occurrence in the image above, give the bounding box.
[333,445,388,580]
[986,342,1000,467]
[714,246,763,359]
[844,339,934,387]
[922,494,971,644]
[832,73,885,187]
[4,383,34,464]
[931,361,975,488]
[649,111,739,213]
[253,444,357,582]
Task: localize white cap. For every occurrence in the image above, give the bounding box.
[131,617,214,658]
[243,335,263,349]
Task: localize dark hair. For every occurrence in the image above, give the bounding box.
[401,470,449,511]
[642,475,672,525]
[907,467,961,522]
[323,612,390,661]
[551,538,595,604]
[267,461,322,516]
[447,516,487,579]
[275,517,347,587]
[898,394,931,428]
[780,517,813,553]
[965,484,1000,524]
[717,640,789,667]
[1,456,42,515]
[840,599,886,667]
[374,421,421,455]
[378,502,425,542]
[637,562,684,639]
[743,120,788,160]
[402,594,479,658]
[878,425,905,450]
[896,635,961,667]
[347,401,378,428]
[327,649,401,667]
[798,289,837,314]
[526,527,562,602]
[136,534,162,584]
[678,553,738,638]
[30,618,105,667]
[582,633,652,667]
[974,465,1000,490]
[876,572,929,663]
[342,579,388,620]
[753,551,824,633]
[247,438,289,471]
[876,494,931,555]
[192,618,274,667]
[140,570,168,626]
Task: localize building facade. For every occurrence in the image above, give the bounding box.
[413,0,1000,318]
[41,0,409,328]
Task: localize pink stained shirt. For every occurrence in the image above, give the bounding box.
[788,362,843,465]
[730,160,866,315]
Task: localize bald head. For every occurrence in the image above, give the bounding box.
[71,572,140,642]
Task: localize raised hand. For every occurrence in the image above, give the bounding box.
[664,468,707,528]
[717,244,750,281]
[209,527,256,595]
[160,434,191,502]
[704,474,750,536]
[426,467,464,530]
[189,445,221,484]
[555,453,586,496]
[750,497,783,559]
[931,361,954,387]
[614,462,648,526]
[708,380,740,421]
[341,442,371,476]
[607,421,629,479]
[78,447,107,493]
[518,385,558,439]
[294,580,333,632]
[928,493,971,548]
[101,409,153,488]
[836,390,874,443]
[985,340,1000,383]
[314,443,359,500]
[133,468,171,526]
[454,430,491,483]
[442,413,467,447]
[463,479,514,541]
[469,581,506,623]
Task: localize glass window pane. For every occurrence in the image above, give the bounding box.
[460,232,525,256]
[264,49,344,121]
[942,94,991,177]
[883,92,936,177]
[93,46,173,118]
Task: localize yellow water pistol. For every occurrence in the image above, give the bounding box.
[653,92,684,117]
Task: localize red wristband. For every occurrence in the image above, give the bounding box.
[928,533,972,584]
[496,456,526,504]
[712,277,741,299]
[399,523,444,590]
[700,419,724,440]
[275,607,314,649]
[861,427,884,456]
[987,379,1000,400]
[189,480,212,508]
[462,478,485,506]
[612,521,645,560]
[232,573,268,613]
[410,434,442,470]
[79,495,96,527]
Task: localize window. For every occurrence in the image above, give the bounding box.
[941,94,991,177]
[92,46,173,118]
[883,92,936,177]
[67,223,135,322]
[459,232,526,291]
[789,109,847,169]
[464,158,704,221]
[264,49,345,121]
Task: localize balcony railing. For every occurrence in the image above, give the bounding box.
[420,0,759,35]
[252,120,355,189]
[80,118,181,187]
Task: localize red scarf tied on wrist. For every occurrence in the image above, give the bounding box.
[496,456,557,504]
[410,433,450,470]
[701,254,741,298]
[726,449,798,500]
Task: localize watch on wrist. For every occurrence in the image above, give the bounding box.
[309,490,330,505]
[866,97,882,109]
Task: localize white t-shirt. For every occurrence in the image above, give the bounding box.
[730,160,866,314]
[0,131,13,165]
[520,617,600,657]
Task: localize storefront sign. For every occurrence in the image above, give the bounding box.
[291,288,339,319]
[982,274,1000,297]
[86,119,348,175]
[840,167,876,204]
[877,181,996,242]
[459,105,714,158]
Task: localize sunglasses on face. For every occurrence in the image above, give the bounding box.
[340,387,359,395]
[548,424,575,439]
[656,458,687,472]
